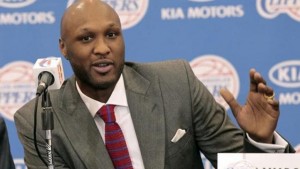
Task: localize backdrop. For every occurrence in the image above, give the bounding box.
[0,0,299,168]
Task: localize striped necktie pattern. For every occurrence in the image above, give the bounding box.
[98,105,133,169]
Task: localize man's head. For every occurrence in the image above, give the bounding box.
[59,0,125,102]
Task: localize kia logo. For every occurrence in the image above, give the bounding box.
[269,60,300,88]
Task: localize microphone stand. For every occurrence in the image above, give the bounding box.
[41,89,54,169]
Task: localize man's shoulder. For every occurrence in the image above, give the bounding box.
[125,59,189,68]
[123,59,194,85]
[124,59,191,75]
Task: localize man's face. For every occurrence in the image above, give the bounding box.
[60,2,125,94]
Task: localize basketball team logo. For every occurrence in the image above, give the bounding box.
[0,61,35,121]
[257,0,300,22]
[66,0,148,29]
[103,0,148,29]
[190,55,240,110]
[0,0,36,8]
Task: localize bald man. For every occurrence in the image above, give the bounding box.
[14,1,294,169]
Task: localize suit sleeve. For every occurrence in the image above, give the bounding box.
[0,117,15,169]
[181,59,295,168]
[181,60,244,167]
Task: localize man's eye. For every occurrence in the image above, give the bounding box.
[81,36,93,42]
[107,32,118,38]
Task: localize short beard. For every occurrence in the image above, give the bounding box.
[72,63,124,91]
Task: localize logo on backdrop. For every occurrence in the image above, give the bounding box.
[0,0,36,8]
[0,61,35,121]
[66,0,148,29]
[269,60,300,88]
[190,55,240,110]
[0,0,56,25]
[256,0,300,22]
[269,60,300,105]
[103,0,149,29]
[161,0,244,20]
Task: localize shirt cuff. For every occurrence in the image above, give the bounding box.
[246,132,288,153]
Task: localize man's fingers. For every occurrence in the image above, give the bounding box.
[249,68,257,92]
[249,69,267,92]
[267,99,280,111]
[220,88,241,118]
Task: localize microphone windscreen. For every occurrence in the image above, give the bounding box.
[33,57,65,91]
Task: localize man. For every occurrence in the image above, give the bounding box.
[14,0,294,169]
[0,117,15,169]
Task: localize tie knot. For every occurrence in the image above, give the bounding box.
[98,105,116,123]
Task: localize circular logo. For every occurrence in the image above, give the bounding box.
[190,55,240,110]
[66,0,148,29]
[0,0,36,8]
[256,0,300,22]
[0,61,35,121]
[104,0,149,29]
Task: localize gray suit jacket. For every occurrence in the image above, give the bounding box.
[14,60,294,169]
[0,117,15,169]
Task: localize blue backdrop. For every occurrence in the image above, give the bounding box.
[1,0,299,168]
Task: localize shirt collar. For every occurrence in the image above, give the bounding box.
[76,74,128,117]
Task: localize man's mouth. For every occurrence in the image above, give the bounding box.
[94,63,113,74]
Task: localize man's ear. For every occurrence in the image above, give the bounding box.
[59,38,68,60]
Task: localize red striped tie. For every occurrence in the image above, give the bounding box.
[98,105,133,169]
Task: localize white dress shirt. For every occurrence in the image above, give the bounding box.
[76,74,145,169]
[247,132,288,153]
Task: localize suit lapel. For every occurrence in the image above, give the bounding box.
[55,77,114,169]
[123,65,166,169]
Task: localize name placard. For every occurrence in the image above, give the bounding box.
[218,153,300,169]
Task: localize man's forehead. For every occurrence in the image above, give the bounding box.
[63,0,115,20]
[60,1,121,37]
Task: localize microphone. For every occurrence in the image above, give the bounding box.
[32,57,64,169]
[36,72,54,95]
[33,57,65,95]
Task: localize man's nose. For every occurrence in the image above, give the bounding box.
[93,37,110,57]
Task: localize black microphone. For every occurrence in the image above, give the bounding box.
[36,71,55,95]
